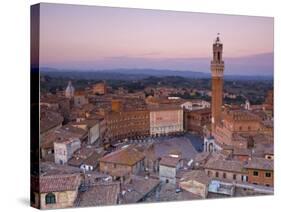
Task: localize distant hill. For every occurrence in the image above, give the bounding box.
[40,67,273,81]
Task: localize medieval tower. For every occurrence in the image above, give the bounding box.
[211,34,224,133]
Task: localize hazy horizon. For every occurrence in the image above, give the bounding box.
[38,3,274,76]
[41,52,273,76]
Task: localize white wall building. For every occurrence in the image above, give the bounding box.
[71,120,100,145]
[159,154,184,184]
[54,138,81,165]
[149,107,183,136]
[181,100,210,111]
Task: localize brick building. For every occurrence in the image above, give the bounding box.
[70,119,100,145]
[40,107,63,137]
[99,145,145,179]
[105,100,150,142]
[184,108,211,135]
[244,157,274,187]
[179,170,211,198]
[40,95,71,122]
[93,81,107,95]
[31,174,81,209]
[73,91,89,107]
[204,158,248,183]
[213,110,262,149]
[263,90,273,116]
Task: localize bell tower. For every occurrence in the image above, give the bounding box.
[211,33,224,133]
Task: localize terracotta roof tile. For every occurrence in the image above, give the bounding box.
[204,159,244,173]
[180,170,211,185]
[78,182,120,207]
[39,174,81,193]
[99,145,144,166]
[40,109,63,134]
[244,157,273,171]
[160,155,182,167]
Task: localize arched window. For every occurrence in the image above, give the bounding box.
[45,193,56,204]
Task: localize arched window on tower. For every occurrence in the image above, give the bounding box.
[218,52,221,62]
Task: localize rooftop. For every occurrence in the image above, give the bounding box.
[39,174,81,193]
[99,145,145,166]
[224,110,261,122]
[244,157,273,171]
[40,108,63,134]
[71,119,100,128]
[180,170,211,185]
[40,161,82,176]
[186,108,211,114]
[233,148,251,156]
[41,94,69,104]
[194,152,211,163]
[148,104,182,111]
[120,175,160,204]
[78,182,120,207]
[69,146,104,167]
[204,159,245,173]
[160,155,182,167]
[153,183,202,202]
[60,124,88,137]
[41,126,85,149]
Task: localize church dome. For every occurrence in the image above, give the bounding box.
[65,81,75,98]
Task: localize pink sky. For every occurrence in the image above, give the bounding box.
[38,3,273,74]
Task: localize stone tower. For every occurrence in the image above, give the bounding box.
[65,81,75,98]
[211,34,224,133]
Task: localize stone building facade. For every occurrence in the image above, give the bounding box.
[184,108,211,135]
[159,154,184,184]
[106,109,150,142]
[244,158,274,187]
[179,170,211,198]
[213,110,262,149]
[99,146,145,178]
[32,174,81,209]
[149,106,183,136]
[204,159,248,183]
[70,119,100,145]
[54,138,81,165]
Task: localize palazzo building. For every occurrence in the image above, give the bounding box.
[205,35,273,152]
[149,105,183,136]
[105,100,150,143]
